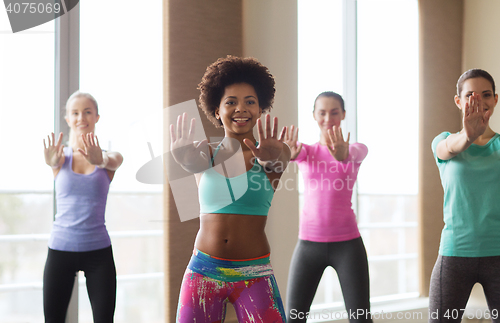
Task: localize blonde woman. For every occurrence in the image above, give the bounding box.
[43,91,123,323]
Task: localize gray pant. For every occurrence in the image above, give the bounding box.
[286,237,372,323]
[429,255,500,323]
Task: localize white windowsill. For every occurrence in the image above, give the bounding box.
[306,296,428,323]
[306,285,492,323]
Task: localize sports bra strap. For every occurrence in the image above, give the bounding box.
[209,143,223,166]
[210,141,258,167]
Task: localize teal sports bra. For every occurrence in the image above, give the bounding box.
[198,142,274,216]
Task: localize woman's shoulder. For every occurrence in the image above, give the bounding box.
[431,131,452,152]
[434,131,452,139]
[350,142,367,150]
[348,142,368,162]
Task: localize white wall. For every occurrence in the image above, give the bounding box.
[242,0,299,305]
[462,0,500,130]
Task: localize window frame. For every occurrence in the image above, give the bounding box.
[298,0,420,313]
[0,3,164,322]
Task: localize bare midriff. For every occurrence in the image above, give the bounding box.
[194,213,269,260]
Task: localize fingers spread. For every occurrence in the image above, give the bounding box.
[256,118,264,142]
[327,128,335,143]
[81,134,88,148]
[468,94,475,114]
[272,116,278,138]
[188,118,196,142]
[265,114,272,138]
[176,114,182,140]
[56,132,63,147]
[332,126,339,142]
[278,126,287,141]
[287,125,294,141]
[88,133,95,146]
[77,148,88,156]
[170,124,176,143]
[182,113,189,139]
[243,138,258,157]
[338,127,345,142]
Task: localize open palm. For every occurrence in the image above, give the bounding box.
[170,113,208,166]
[244,114,286,162]
[284,124,302,160]
[43,132,64,167]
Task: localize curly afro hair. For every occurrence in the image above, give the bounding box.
[198,55,276,128]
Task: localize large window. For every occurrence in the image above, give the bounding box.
[357,0,419,302]
[0,2,163,322]
[79,1,163,322]
[298,0,419,312]
[0,11,55,321]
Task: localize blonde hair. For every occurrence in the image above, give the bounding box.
[66,91,99,115]
[66,91,99,147]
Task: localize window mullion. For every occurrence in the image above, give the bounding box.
[343,0,358,215]
[343,0,357,142]
[54,3,80,322]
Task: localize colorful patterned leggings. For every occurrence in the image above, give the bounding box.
[176,250,286,323]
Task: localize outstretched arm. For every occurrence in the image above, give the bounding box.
[78,133,123,171]
[244,114,291,173]
[170,113,209,173]
[436,92,491,160]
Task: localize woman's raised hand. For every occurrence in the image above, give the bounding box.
[78,133,104,165]
[463,92,491,142]
[244,114,286,162]
[284,124,302,160]
[43,132,64,168]
[327,125,350,161]
[170,113,208,167]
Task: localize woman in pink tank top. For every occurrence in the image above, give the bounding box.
[42,91,123,323]
[285,92,372,323]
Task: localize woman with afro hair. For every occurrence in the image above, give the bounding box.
[172,56,291,323]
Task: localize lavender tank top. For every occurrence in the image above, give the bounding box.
[48,147,112,252]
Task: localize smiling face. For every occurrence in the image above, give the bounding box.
[455,77,498,116]
[313,96,346,133]
[216,82,262,138]
[65,96,100,135]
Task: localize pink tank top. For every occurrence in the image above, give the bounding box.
[293,142,368,242]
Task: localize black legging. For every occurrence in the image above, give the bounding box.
[43,246,116,323]
[286,237,372,323]
[429,255,500,323]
